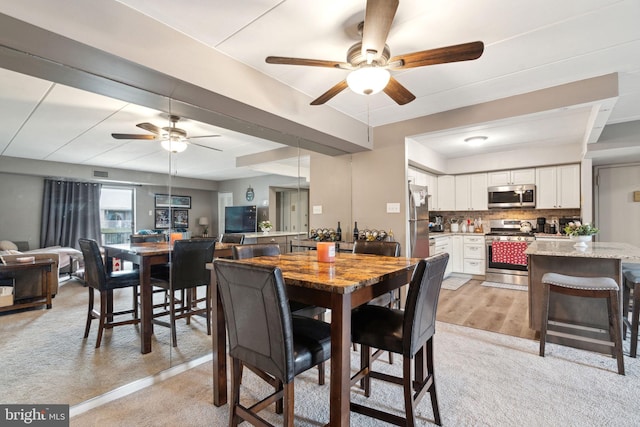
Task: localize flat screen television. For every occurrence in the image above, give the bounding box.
[224,205,257,233]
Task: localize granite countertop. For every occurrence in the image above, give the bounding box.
[526,240,640,262]
[533,233,570,239]
[430,232,485,237]
[243,231,307,238]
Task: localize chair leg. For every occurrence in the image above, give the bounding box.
[426,338,441,426]
[402,356,416,427]
[205,284,212,336]
[361,344,371,396]
[539,283,550,357]
[84,287,94,338]
[230,358,242,427]
[132,285,139,319]
[623,279,630,337]
[170,290,178,347]
[632,284,639,358]
[283,381,295,427]
[96,291,109,348]
[608,290,625,375]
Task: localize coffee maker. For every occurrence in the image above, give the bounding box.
[430,215,444,232]
[536,217,546,232]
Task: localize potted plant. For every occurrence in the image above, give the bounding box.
[563,221,598,247]
[259,220,273,233]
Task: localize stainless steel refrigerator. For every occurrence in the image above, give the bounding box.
[408,183,430,258]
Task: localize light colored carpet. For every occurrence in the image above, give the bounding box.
[0,278,213,406]
[70,321,640,427]
[481,281,528,291]
[441,273,472,291]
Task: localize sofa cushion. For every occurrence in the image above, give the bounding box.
[0,240,18,251]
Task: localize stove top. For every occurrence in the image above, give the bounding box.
[485,231,535,237]
[486,219,536,241]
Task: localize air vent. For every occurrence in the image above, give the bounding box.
[93,170,109,178]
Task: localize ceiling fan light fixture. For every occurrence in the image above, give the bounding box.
[464,136,488,146]
[347,66,390,95]
[161,138,187,153]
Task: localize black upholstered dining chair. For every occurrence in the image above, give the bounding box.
[232,243,328,384]
[78,238,141,348]
[214,259,331,426]
[352,240,402,364]
[221,233,245,244]
[152,238,216,347]
[349,253,449,426]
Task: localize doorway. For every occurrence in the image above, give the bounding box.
[595,163,640,244]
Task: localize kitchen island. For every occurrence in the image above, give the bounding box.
[526,240,640,354]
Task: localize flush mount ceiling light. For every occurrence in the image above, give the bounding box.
[161,137,188,153]
[464,136,488,146]
[346,65,391,95]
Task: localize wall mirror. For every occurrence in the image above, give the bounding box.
[0,65,312,409]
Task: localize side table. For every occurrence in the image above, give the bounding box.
[0,258,55,313]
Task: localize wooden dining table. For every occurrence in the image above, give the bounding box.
[210,251,420,426]
[102,240,235,354]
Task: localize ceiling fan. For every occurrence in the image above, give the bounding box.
[265,0,484,106]
[111,115,222,153]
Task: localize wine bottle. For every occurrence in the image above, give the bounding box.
[353,221,359,242]
[336,221,342,241]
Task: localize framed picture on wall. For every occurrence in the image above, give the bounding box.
[155,208,170,229]
[172,209,189,229]
[154,194,191,209]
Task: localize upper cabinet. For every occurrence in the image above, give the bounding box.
[536,164,580,209]
[434,175,455,211]
[487,168,535,186]
[455,173,488,211]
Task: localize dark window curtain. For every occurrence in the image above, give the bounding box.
[40,179,102,249]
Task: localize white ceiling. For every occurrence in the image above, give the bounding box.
[1,0,640,181]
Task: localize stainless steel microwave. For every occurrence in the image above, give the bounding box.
[487,184,536,209]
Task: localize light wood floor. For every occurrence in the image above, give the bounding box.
[437,279,537,340]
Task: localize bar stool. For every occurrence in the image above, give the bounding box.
[539,272,624,375]
[622,268,640,358]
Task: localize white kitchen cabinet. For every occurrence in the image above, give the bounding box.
[487,168,535,186]
[434,175,455,211]
[536,164,580,209]
[455,173,488,210]
[432,236,453,278]
[452,235,464,273]
[425,173,437,209]
[463,235,485,275]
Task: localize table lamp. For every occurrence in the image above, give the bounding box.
[199,217,209,237]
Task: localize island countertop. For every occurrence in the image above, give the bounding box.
[525,240,640,263]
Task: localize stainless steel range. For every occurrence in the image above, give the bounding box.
[485,219,535,286]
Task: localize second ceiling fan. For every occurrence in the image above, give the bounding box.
[111,115,222,153]
[266,0,484,105]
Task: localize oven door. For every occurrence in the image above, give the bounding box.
[485,240,530,286]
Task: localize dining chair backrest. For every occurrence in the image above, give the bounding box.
[214,259,294,383]
[78,238,108,291]
[402,253,449,357]
[221,233,245,244]
[232,243,281,260]
[352,240,401,257]
[170,238,216,290]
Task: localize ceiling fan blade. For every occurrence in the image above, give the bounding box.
[266,56,351,69]
[383,77,416,105]
[361,0,399,60]
[111,133,157,140]
[388,41,485,69]
[186,141,222,152]
[188,134,221,140]
[310,80,349,105]
[136,122,162,134]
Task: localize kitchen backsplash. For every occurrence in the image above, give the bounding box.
[434,208,581,232]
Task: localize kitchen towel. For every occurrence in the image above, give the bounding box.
[491,241,528,266]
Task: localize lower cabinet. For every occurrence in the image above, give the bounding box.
[452,236,464,273]
[432,236,453,278]
[463,235,485,276]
